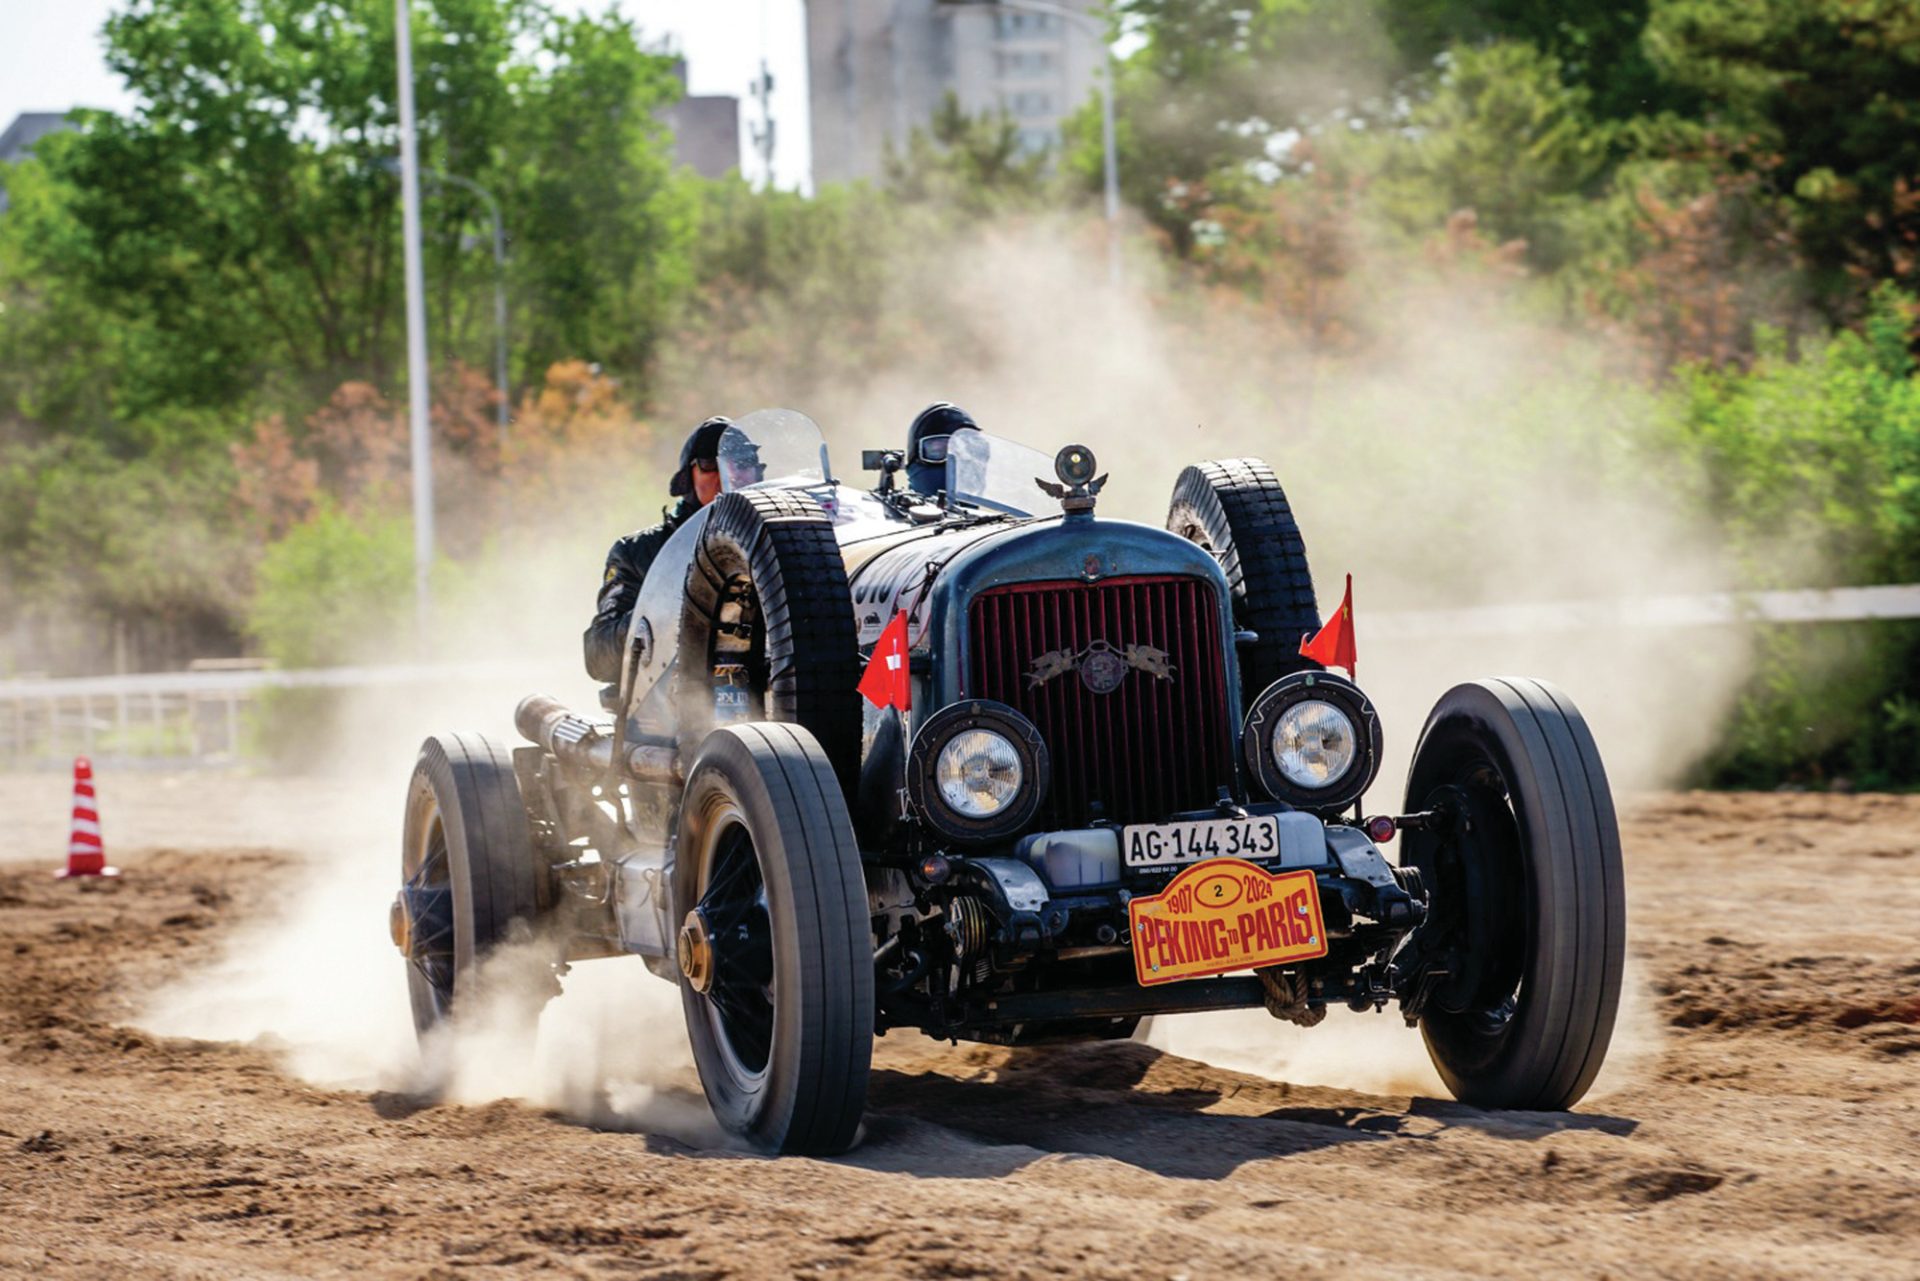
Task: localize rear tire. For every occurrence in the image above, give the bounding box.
[673,722,874,1154]
[1167,459,1322,697]
[1400,679,1625,1110]
[397,733,557,1040]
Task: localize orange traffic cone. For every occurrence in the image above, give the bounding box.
[56,756,119,879]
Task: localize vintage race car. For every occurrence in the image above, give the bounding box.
[391,410,1625,1154]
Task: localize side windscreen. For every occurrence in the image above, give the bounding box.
[946,431,1055,516]
[718,409,833,493]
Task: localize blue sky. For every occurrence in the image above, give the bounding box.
[0,0,813,190]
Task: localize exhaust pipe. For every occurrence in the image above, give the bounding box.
[515,694,682,782]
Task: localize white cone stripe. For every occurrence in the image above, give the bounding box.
[70,817,101,837]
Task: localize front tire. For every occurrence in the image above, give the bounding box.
[673,722,873,1154]
[397,733,556,1039]
[1400,679,1625,1110]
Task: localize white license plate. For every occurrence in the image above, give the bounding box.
[1122,816,1281,869]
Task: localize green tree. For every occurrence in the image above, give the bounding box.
[1348,40,1614,269]
[1379,0,1692,120]
[495,10,692,379]
[1646,0,1920,312]
[0,0,686,428]
[0,436,249,670]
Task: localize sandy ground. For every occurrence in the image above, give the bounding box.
[3,777,1918,1279]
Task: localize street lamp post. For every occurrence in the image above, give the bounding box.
[939,0,1122,286]
[1097,21,1119,286]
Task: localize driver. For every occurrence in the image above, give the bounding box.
[583,415,733,684]
[905,402,982,495]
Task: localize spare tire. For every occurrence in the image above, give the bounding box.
[1167,459,1322,697]
[679,489,861,790]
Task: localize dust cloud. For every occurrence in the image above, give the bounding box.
[136,522,713,1137]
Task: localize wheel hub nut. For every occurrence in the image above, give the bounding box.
[389,894,411,954]
[678,909,716,994]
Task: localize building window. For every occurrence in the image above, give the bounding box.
[1005,91,1055,118]
[995,12,1061,37]
[995,50,1057,78]
[1016,128,1057,155]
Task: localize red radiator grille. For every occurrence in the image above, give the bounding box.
[967,576,1234,828]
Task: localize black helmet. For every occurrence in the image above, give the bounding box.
[905,402,979,494]
[669,415,733,497]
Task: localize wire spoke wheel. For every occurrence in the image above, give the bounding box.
[399,812,458,1025]
[673,723,873,1155]
[396,732,554,1042]
[689,816,777,1083]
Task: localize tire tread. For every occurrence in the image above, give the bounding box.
[1404,678,1625,1111]
[1167,458,1322,696]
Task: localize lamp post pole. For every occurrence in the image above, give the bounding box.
[940,0,1121,286]
[1097,25,1119,287]
[394,0,434,641]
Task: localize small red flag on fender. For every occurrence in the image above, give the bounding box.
[1299,574,1357,676]
[858,610,912,710]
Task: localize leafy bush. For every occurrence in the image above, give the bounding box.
[1659,285,1920,784]
[246,502,414,669]
[240,502,416,765]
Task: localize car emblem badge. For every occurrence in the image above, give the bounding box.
[1080,645,1129,694]
[1027,641,1175,693]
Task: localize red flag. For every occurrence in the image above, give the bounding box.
[858,611,912,711]
[1299,574,1357,675]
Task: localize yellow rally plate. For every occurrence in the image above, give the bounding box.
[1128,858,1328,987]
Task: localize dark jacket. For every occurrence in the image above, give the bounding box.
[583,497,698,683]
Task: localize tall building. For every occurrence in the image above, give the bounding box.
[805,0,1103,187]
[0,112,75,213]
[660,60,742,180]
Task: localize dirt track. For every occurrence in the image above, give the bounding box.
[3,785,1919,1279]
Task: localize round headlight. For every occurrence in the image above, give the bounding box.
[1273,699,1357,789]
[908,700,1048,844]
[1242,671,1382,812]
[935,729,1023,817]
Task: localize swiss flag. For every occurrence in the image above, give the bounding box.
[1299,574,1357,676]
[858,611,912,711]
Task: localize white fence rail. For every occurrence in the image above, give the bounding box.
[0,661,523,769]
[5,586,1920,769]
[1366,584,1920,638]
